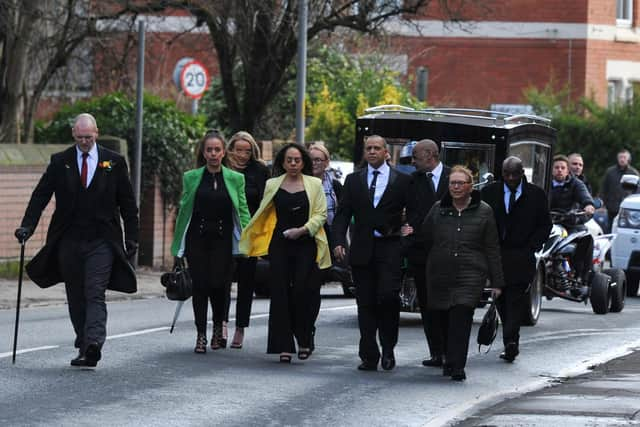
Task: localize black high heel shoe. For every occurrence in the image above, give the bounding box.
[298,348,311,360]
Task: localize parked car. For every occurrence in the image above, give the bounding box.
[610,174,640,297]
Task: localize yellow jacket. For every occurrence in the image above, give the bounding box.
[239,174,331,269]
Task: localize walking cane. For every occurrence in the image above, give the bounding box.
[12,239,26,364]
[169,301,184,334]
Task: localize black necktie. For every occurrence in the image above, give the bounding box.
[426,172,436,194]
[508,189,517,214]
[369,170,380,203]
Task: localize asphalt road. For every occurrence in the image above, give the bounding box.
[2,289,640,427]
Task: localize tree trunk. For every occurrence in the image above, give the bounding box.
[0,0,40,143]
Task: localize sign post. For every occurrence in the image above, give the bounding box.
[177,60,209,114]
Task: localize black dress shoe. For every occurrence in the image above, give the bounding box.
[84,343,101,367]
[450,368,466,381]
[70,351,89,367]
[381,353,396,371]
[499,342,519,363]
[422,356,443,367]
[357,362,377,371]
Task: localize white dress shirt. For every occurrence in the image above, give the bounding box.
[503,182,522,214]
[76,143,98,187]
[428,161,444,191]
[367,162,390,208]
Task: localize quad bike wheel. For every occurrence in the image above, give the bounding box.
[603,268,626,313]
[522,265,543,326]
[590,272,611,315]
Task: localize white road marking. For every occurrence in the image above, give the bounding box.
[0,345,59,358]
[1,304,357,359]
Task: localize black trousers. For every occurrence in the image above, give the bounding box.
[410,262,446,358]
[430,305,474,370]
[351,238,401,363]
[496,282,528,347]
[186,234,233,336]
[267,235,318,354]
[58,237,114,352]
[233,256,258,328]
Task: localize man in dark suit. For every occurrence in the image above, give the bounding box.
[333,135,410,371]
[15,113,139,368]
[481,156,551,362]
[401,139,451,368]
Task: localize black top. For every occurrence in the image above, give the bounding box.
[274,189,309,233]
[240,161,270,215]
[189,170,232,241]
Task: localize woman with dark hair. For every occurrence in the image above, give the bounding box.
[223,131,270,349]
[240,143,330,363]
[422,165,504,380]
[171,130,250,353]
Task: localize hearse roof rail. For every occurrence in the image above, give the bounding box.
[363,105,552,127]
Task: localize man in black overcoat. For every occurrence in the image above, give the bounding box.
[15,113,139,368]
[401,139,450,367]
[333,135,410,371]
[481,156,551,362]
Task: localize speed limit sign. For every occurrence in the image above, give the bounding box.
[180,60,209,99]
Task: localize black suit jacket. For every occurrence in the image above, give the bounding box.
[332,166,410,266]
[404,165,451,265]
[20,145,139,292]
[481,178,552,285]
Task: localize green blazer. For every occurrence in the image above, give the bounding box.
[171,165,250,257]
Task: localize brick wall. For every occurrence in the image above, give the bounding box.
[0,165,54,260]
[419,0,589,23]
[397,36,587,107]
[138,176,175,269]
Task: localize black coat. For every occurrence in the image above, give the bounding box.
[404,165,451,265]
[601,164,640,214]
[20,145,139,293]
[481,179,552,285]
[549,174,594,213]
[332,166,410,266]
[422,190,504,309]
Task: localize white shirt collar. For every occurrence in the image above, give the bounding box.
[428,161,443,178]
[76,143,98,159]
[368,161,390,176]
[503,181,522,194]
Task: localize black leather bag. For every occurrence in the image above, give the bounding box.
[477,302,499,351]
[160,258,192,301]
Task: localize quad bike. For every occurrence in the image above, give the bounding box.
[525,209,626,322]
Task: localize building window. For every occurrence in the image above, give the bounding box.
[617,0,633,26]
[608,80,621,108]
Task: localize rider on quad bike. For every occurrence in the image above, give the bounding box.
[549,154,596,298]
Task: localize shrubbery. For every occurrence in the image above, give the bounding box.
[36,92,206,206]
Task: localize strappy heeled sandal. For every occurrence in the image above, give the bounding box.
[279,353,292,363]
[230,328,244,349]
[194,334,207,354]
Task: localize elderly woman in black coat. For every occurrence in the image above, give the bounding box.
[422,165,504,381]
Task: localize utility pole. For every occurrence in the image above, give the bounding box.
[295,0,308,145]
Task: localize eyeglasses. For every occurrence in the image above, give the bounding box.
[449,180,471,187]
[311,158,327,163]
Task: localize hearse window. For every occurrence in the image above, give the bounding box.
[509,141,550,190]
[440,141,495,188]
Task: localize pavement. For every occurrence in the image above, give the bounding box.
[2,271,640,425]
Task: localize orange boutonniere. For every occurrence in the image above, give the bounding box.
[99,160,113,171]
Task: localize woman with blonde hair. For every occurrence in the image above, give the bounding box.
[223,131,270,349]
[422,165,504,380]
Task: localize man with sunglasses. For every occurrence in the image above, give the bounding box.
[481,156,551,362]
[400,139,450,368]
[15,113,139,368]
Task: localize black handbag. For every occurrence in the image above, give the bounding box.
[477,302,499,352]
[160,258,192,301]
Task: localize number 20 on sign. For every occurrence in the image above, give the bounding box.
[180,61,209,99]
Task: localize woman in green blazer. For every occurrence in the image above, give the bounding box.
[171,130,250,353]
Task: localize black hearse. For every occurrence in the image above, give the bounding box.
[355,105,557,325]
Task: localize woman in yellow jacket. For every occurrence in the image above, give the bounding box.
[240,143,330,363]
